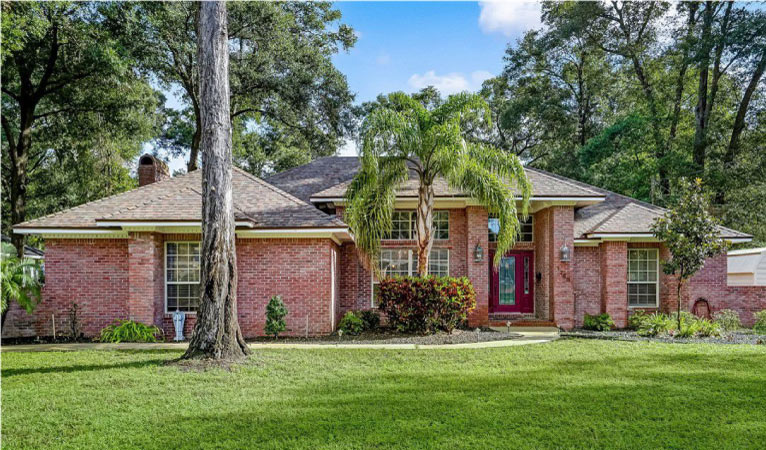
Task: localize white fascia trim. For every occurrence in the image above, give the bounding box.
[587,233,655,239]
[238,227,349,234]
[726,237,753,244]
[574,239,600,246]
[95,221,254,228]
[728,247,766,256]
[14,228,124,235]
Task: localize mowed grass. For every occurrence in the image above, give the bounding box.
[2,340,765,449]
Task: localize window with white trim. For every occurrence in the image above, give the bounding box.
[383,211,449,240]
[166,242,201,312]
[488,215,533,242]
[627,248,659,307]
[372,248,450,306]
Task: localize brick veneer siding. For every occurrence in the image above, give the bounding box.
[600,241,628,328]
[128,233,163,325]
[2,239,130,338]
[548,207,575,330]
[466,206,489,326]
[573,246,601,327]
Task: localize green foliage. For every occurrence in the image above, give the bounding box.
[651,179,727,328]
[713,309,742,331]
[1,242,42,316]
[636,312,721,338]
[754,311,766,334]
[636,313,673,337]
[338,311,364,335]
[359,310,381,331]
[583,313,615,331]
[347,91,531,275]
[264,295,288,338]
[98,320,163,343]
[377,276,476,334]
[627,310,651,331]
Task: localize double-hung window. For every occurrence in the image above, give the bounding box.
[627,248,659,307]
[166,242,201,312]
[383,211,449,240]
[372,248,450,306]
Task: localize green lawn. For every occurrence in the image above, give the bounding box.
[2,340,765,449]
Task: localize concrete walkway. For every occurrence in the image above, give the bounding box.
[1,329,558,352]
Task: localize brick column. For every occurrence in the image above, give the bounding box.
[549,206,575,330]
[600,240,628,328]
[128,232,163,325]
[466,206,489,327]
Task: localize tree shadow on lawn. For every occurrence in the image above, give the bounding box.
[2,350,174,377]
[139,363,766,449]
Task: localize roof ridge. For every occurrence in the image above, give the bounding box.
[265,156,352,182]
[17,170,197,227]
[233,167,340,224]
[524,167,604,196]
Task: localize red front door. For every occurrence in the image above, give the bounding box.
[489,250,534,313]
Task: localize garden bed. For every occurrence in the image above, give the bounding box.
[562,329,766,345]
[250,328,521,346]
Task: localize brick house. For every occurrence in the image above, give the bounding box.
[5,155,764,339]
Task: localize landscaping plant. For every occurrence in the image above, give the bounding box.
[359,310,381,331]
[264,295,288,338]
[637,313,673,337]
[713,309,742,331]
[754,311,766,334]
[627,310,650,330]
[583,313,615,331]
[338,311,364,335]
[651,178,726,330]
[98,320,163,343]
[1,242,42,327]
[377,276,476,334]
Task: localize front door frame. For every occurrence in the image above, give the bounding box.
[489,249,535,314]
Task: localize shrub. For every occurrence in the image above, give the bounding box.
[264,295,288,338]
[754,310,766,334]
[339,311,364,335]
[713,309,741,331]
[359,310,380,331]
[637,313,673,337]
[696,319,721,337]
[628,310,651,330]
[583,313,615,331]
[99,320,163,343]
[377,276,476,334]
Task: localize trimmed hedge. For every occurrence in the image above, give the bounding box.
[377,276,476,334]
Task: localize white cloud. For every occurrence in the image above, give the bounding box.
[407,70,496,95]
[408,71,470,95]
[478,1,542,37]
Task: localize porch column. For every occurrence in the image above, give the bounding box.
[600,240,628,328]
[549,206,575,330]
[127,232,163,325]
[466,206,489,327]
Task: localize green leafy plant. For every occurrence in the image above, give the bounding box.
[713,309,742,331]
[651,178,727,330]
[377,276,476,334]
[338,311,364,335]
[628,310,650,330]
[359,310,381,331]
[754,311,766,334]
[98,320,163,343]
[695,319,721,338]
[637,313,673,337]
[583,313,615,331]
[1,242,42,325]
[264,295,288,338]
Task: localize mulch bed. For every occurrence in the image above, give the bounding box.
[250,328,522,345]
[562,329,766,345]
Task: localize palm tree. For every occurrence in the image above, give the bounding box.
[1,242,42,326]
[346,91,532,276]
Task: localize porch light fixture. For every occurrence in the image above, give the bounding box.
[474,242,484,262]
[560,243,571,262]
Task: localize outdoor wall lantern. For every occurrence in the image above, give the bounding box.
[559,243,571,262]
[474,242,484,262]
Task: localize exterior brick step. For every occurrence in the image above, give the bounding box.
[489,320,557,328]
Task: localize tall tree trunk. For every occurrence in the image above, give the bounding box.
[676,278,683,331]
[692,2,715,174]
[415,179,434,277]
[188,100,202,172]
[7,103,36,258]
[182,0,249,360]
[668,3,698,149]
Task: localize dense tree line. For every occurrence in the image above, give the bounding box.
[1,1,356,249]
[480,1,765,244]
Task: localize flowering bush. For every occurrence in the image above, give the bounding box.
[377,276,476,334]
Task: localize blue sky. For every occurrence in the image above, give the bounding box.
[161,1,542,170]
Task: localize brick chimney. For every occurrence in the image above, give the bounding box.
[138,154,170,187]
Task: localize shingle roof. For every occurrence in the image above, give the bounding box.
[15,168,344,230]
[265,157,362,203]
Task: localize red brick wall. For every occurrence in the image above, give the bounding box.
[2,239,130,338]
[600,241,628,328]
[573,246,601,327]
[466,206,489,327]
[548,207,575,330]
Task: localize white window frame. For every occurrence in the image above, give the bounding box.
[489,215,533,243]
[165,241,201,314]
[627,248,660,308]
[370,248,450,307]
[382,210,449,241]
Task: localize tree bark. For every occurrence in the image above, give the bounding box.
[188,98,202,172]
[182,0,249,360]
[415,178,434,277]
[692,2,716,174]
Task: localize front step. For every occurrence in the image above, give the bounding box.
[489,320,557,328]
